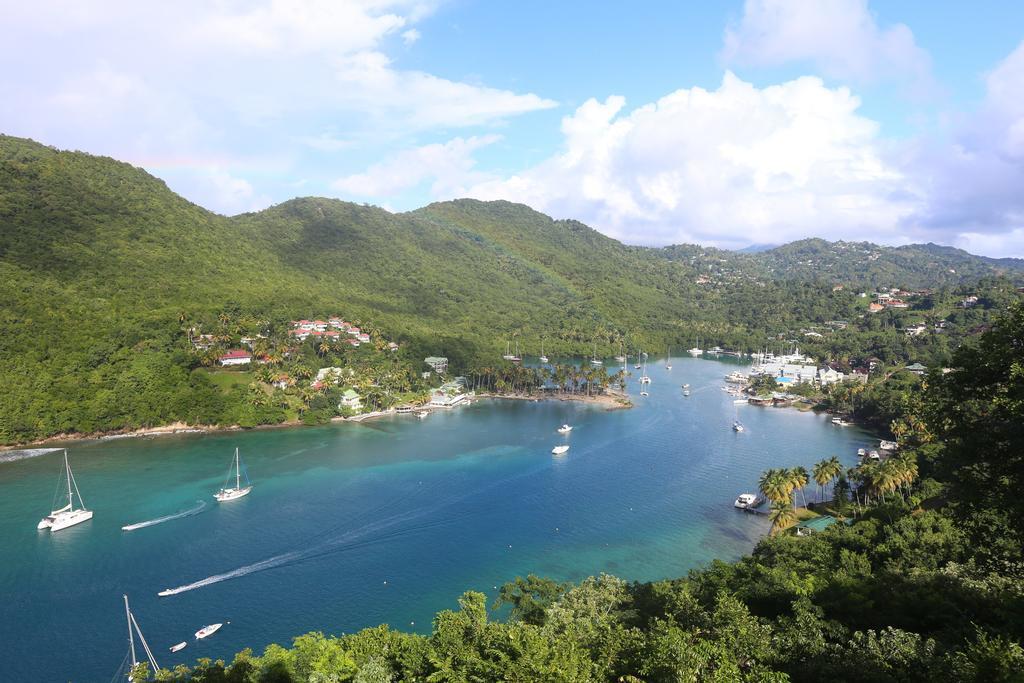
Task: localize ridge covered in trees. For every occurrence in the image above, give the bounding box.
[1,133,1022,445]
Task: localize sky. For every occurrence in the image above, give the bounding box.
[2,1,1024,257]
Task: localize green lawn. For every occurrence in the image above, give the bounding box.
[203,369,255,392]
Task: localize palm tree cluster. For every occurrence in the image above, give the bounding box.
[758,466,813,535]
[845,452,919,510]
[469,364,625,397]
[811,456,844,504]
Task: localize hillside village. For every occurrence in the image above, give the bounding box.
[186,314,463,424]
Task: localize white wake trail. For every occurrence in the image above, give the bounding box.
[122,500,207,531]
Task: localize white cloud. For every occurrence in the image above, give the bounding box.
[465,72,913,248]
[899,41,1024,248]
[723,0,932,90]
[0,1,553,214]
[333,134,500,197]
[402,28,421,45]
[330,51,557,128]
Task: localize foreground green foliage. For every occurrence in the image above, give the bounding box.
[136,306,1024,681]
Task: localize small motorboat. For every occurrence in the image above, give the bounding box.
[640,390,649,397]
[857,448,867,456]
[733,399,747,404]
[417,411,429,419]
[170,642,187,653]
[732,421,744,432]
[557,424,573,434]
[551,445,570,455]
[683,390,690,397]
[682,383,690,389]
[195,623,223,640]
[734,493,759,509]
[868,450,881,460]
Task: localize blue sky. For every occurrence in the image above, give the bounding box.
[2,1,1024,256]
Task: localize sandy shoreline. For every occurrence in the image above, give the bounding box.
[1,391,632,451]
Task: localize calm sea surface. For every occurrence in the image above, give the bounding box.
[0,356,872,681]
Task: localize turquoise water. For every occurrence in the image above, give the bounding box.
[0,357,872,681]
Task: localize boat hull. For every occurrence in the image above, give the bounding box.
[170,642,187,653]
[214,486,252,502]
[195,623,223,639]
[46,509,94,532]
[551,446,570,455]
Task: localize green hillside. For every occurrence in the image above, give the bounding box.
[1,133,1022,444]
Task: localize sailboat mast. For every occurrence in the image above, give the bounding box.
[124,594,137,669]
[65,450,74,512]
[235,448,241,490]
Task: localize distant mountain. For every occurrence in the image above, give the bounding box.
[735,243,779,253]
[1,133,1021,442]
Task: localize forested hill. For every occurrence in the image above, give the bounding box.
[1,133,1022,443]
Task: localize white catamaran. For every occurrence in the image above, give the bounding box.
[214,448,252,502]
[38,450,93,532]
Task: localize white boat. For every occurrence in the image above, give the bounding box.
[831,417,849,426]
[170,642,187,653]
[879,440,898,451]
[640,389,649,397]
[733,398,747,404]
[502,340,521,362]
[688,338,703,356]
[868,450,881,460]
[733,421,744,432]
[682,383,690,389]
[665,347,672,370]
[214,448,252,502]
[683,390,690,397]
[614,343,626,364]
[417,410,429,419]
[38,450,93,532]
[857,448,867,456]
[124,595,161,676]
[734,493,759,509]
[539,340,548,364]
[639,356,651,384]
[725,371,747,383]
[590,341,603,366]
[551,445,570,455]
[195,623,223,640]
[557,424,573,434]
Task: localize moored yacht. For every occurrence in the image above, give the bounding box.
[557,424,573,434]
[551,445,570,455]
[734,493,760,509]
[195,623,223,640]
[214,448,252,502]
[38,450,93,532]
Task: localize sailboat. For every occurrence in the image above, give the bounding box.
[688,337,703,356]
[123,595,160,679]
[640,356,651,384]
[37,450,93,532]
[634,350,642,370]
[503,340,521,362]
[614,341,626,363]
[214,448,252,502]
[666,347,672,370]
[539,339,548,364]
[590,341,603,366]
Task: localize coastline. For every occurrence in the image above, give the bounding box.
[0,391,632,451]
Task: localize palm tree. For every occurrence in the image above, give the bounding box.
[812,460,831,504]
[768,501,797,536]
[790,466,810,509]
[759,468,787,505]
